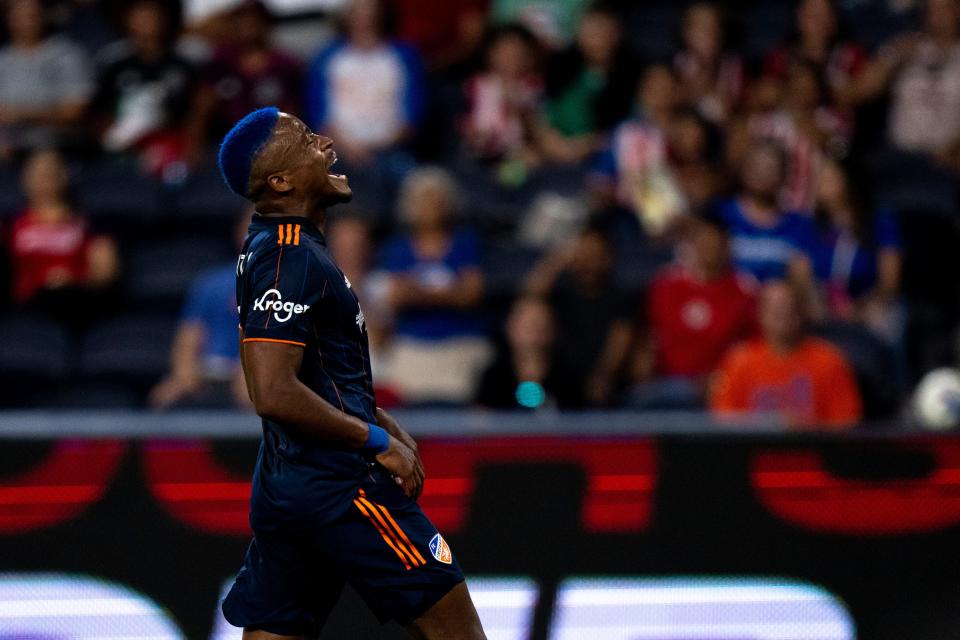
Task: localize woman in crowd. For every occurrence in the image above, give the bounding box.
[475,296,582,410]
[673,2,744,126]
[5,149,118,324]
[813,157,902,341]
[461,24,543,165]
[590,64,686,236]
[763,0,867,108]
[534,3,636,165]
[0,0,93,157]
[379,167,490,405]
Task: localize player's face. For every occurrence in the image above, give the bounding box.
[280,113,352,206]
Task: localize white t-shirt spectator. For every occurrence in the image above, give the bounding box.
[889,40,960,153]
[0,35,93,148]
[305,39,425,149]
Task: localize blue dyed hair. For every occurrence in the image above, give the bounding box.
[217,106,281,197]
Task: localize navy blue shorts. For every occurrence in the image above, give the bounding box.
[221,466,464,636]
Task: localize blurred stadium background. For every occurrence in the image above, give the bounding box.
[0,0,960,636]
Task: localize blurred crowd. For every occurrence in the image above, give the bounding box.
[1,0,959,429]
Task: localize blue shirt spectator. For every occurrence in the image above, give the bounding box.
[714,197,817,282]
[381,229,485,340]
[811,158,903,342]
[149,263,243,410]
[814,210,901,300]
[377,166,490,405]
[181,264,239,374]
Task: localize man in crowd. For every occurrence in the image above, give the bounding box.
[629,211,757,408]
[710,280,862,429]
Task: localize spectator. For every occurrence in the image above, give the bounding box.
[461,24,543,164]
[591,64,686,236]
[390,0,487,71]
[189,1,302,157]
[628,212,758,409]
[475,295,582,409]
[0,0,93,157]
[149,214,249,410]
[92,0,196,179]
[667,109,727,212]
[525,224,635,406]
[326,213,392,354]
[490,0,591,49]
[763,0,867,108]
[673,2,744,126]
[379,167,490,405]
[534,3,637,165]
[782,62,851,156]
[710,280,862,429]
[305,0,425,166]
[852,0,960,157]
[5,149,118,323]
[729,64,831,212]
[711,141,819,301]
[813,157,902,341]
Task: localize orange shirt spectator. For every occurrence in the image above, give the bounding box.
[710,280,862,429]
[711,336,861,428]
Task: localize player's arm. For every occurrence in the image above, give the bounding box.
[243,340,423,498]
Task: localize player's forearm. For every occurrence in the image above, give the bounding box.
[252,377,371,449]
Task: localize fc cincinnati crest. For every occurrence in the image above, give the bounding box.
[428,533,452,564]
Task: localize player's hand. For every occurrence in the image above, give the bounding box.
[375,436,424,500]
[375,408,421,462]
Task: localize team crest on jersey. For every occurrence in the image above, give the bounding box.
[428,533,452,564]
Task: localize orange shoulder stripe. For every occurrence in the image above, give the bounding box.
[241,337,306,348]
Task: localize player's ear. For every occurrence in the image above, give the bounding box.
[266,172,294,194]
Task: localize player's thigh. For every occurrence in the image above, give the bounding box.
[242,630,304,640]
[407,581,486,640]
[320,477,465,626]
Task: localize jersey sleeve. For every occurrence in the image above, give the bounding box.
[241,243,328,348]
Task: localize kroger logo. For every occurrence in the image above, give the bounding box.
[252,289,310,323]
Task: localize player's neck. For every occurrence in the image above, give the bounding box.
[255,201,326,229]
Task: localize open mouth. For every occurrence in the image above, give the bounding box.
[327,150,346,181]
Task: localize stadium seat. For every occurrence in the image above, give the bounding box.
[483,243,543,297]
[41,382,141,409]
[615,241,673,294]
[170,168,247,230]
[816,321,901,420]
[623,4,683,61]
[741,1,794,60]
[77,314,175,391]
[74,160,164,231]
[122,238,232,311]
[0,165,25,220]
[0,315,71,407]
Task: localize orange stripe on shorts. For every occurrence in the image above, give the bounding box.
[354,498,413,570]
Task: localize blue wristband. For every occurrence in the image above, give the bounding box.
[364,423,389,455]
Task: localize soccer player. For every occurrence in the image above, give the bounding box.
[216,107,487,639]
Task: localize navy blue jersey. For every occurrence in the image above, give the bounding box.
[237,214,376,525]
